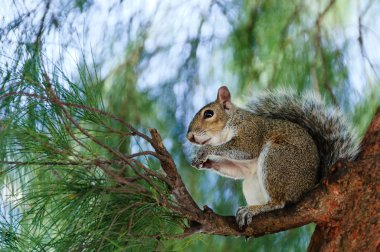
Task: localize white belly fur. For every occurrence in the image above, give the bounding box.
[241,159,271,206]
[210,157,271,205]
[232,159,270,206]
[243,174,270,205]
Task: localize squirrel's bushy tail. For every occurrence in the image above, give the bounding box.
[247,89,360,174]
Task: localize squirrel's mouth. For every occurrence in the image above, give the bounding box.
[201,138,211,145]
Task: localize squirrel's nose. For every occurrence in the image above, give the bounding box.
[187,132,196,143]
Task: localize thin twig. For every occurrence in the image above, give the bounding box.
[34,0,51,48]
[358,2,380,80]
[128,207,136,235]
[124,151,163,160]
[132,159,172,187]
[0,91,153,143]
[314,0,338,105]
[0,160,90,166]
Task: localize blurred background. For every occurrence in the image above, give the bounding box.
[1,0,380,251]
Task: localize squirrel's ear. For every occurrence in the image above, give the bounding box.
[217,86,233,110]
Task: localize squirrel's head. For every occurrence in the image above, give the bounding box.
[187,86,236,146]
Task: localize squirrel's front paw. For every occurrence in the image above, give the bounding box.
[190,149,209,168]
[236,206,257,229]
[191,157,205,168]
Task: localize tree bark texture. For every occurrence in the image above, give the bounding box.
[307,108,380,251]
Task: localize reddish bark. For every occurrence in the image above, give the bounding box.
[307,109,380,251]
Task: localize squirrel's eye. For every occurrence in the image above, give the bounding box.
[203,110,214,119]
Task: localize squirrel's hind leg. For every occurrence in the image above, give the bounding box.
[236,140,318,228]
[261,140,319,204]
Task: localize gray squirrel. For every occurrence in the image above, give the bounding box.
[187,86,359,228]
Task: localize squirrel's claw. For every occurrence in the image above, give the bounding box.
[236,206,255,229]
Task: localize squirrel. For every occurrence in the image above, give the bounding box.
[186,86,359,228]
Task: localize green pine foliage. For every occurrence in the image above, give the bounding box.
[0,53,184,251]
